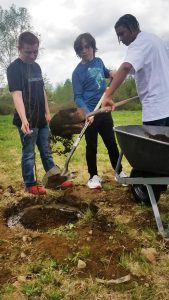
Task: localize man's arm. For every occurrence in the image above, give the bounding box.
[109,70,114,79]
[102,62,133,109]
[11,91,30,134]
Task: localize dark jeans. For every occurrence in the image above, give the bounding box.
[143,116,169,126]
[18,124,55,187]
[85,112,122,178]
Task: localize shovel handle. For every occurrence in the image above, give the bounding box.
[86,107,108,118]
[93,78,113,111]
[87,95,139,118]
[114,95,139,108]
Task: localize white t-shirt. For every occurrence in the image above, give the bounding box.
[124,31,169,122]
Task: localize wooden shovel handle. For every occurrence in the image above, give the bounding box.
[87,95,139,117]
[114,95,139,108]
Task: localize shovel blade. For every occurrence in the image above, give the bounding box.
[45,174,68,188]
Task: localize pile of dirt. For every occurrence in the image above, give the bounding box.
[50,107,85,138]
[49,107,86,155]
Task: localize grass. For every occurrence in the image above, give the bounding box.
[0,111,142,188]
[119,248,152,277]
[1,111,169,300]
[131,285,155,300]
[48,223,79,240]
[140,227,158,244]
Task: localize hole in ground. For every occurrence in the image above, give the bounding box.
[7,204,83,231]
[4,195,93,231]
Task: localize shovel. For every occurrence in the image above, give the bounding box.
[43,94,139,188]
[60,95,139,177]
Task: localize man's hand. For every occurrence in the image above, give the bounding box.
[102,95,115,111]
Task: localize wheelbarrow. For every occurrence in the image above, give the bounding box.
[114,125,169,237]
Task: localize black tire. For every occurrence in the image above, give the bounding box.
[130,169,161,206]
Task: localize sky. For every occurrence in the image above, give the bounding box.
[1,0,169,86]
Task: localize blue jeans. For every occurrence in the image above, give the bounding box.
[18,125,55,187]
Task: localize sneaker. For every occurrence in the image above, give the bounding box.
[87,175,102,189]
[60,181,74,190]
[25,185,46,195]
[115,171,128,186]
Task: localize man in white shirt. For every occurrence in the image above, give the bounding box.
[102,14,169,126]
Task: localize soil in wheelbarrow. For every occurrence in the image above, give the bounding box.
[1,181,169,287]
[148,133,169,143]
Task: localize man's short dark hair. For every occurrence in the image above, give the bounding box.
[115,14,140,33]
[74,33,98,57]
[18,31,39,48]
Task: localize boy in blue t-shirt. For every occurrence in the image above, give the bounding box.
[72,33,126,189]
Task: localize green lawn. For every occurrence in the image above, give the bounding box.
[0,111,142,187]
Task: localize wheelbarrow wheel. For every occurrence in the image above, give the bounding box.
[130,169,161,206]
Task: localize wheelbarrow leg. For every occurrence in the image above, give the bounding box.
[146,184,168,237]
[114,151,169,237]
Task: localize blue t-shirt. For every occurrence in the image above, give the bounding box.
[72,57,110,112]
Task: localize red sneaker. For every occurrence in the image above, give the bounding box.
[25,185,46,195]
[60,181,74,190]
[37,185,46,194]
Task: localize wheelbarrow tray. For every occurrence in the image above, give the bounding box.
[114,125,169,175]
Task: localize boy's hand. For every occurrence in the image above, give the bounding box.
[86,115,94,124]
[21,119,30,134]
[45,112,51,123]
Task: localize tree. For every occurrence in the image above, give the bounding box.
[0,4,32,76]
[114,76,141,110]
[63,79,73,100]
[43,74,55,102]
[52,79,73,104]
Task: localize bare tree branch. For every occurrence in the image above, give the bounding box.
[0,4,32,75]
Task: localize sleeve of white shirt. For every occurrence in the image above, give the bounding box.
[124,44,145,72]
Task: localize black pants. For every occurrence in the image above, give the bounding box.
[143,116,169,126]
[85,112,122,178]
